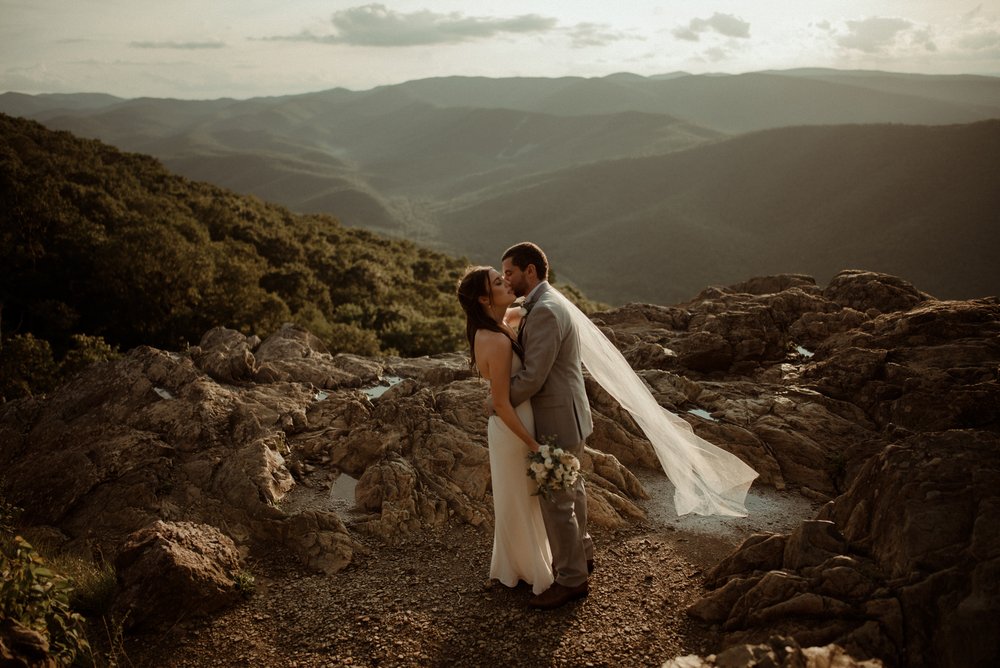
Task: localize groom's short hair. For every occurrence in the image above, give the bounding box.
[502,242,549,281]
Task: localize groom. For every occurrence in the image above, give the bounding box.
[502,241,594,610]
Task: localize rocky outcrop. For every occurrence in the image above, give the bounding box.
[114,521,243,631]
[664,636,884,667]
[823,270,932,315]
[805,298,1000,432]
[0,322,647,571]
[821,430,1000,668]
[690,428,1000,668]
[0,339,368,575]
[674,278,1000,667]
[1,269,996,667]
[689,521,899,660]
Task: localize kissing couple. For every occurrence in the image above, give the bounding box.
[457,242,758,610]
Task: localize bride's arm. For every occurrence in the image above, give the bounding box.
[478,331,540,452]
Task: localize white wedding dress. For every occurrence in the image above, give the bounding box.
[487,356,554,595]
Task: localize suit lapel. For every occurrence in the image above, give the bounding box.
[518,285,544,346]
[517,302,530,346]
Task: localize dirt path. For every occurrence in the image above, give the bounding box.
[125,479,819,667]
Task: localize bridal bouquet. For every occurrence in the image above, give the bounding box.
[526,436,582,500]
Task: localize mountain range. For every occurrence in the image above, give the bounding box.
[3,68,998,303]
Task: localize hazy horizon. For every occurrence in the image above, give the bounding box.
[6,66,1000,104]
[3,1,999,100]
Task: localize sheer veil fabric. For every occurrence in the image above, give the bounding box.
[555,289,759,517]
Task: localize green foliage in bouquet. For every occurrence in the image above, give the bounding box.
[0,113,469,400]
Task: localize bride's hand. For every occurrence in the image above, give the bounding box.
[527,439,541,453]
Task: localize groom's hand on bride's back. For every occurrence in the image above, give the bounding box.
[484,395,496,416]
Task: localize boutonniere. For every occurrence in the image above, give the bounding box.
[506,298,529,334]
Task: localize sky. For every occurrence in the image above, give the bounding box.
[2,1,999,99]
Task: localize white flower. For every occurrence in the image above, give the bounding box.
[526,437,584,500]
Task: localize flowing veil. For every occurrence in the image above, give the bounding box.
[555,289,759,517]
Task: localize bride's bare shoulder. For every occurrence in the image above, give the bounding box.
[474,328,511,350]
[474,329,512,379]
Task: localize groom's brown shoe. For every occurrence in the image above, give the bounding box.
[528,581,589,610]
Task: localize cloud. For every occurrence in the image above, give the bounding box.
[959,29,1000,51]
[964,5,984,21]
[910,27,937,52]
[673,27,699,42]
[566,22,632,48]
[266,3,556,47]
[673,13,750,42]
[130,40,225,50]
[704,47,729,62]
[955,6,1000,52]
[826,10,1000,63]
[836,17,912,53]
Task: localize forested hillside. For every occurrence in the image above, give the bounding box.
[444,120,1000,304]
[4,70,997,306]
[0,113,468,399]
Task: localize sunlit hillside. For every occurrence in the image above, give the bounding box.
[0,112,469,402]
[3,70,999,304]
[442,121,1000,304]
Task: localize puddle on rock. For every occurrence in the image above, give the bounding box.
[686,408,717,422]
[361,375,404,399]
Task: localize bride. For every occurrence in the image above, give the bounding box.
[456,265,554,594]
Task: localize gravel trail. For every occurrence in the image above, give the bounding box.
[126,478,820,667]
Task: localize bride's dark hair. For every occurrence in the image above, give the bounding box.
[456,265,520,368]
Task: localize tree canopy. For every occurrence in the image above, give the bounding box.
[0,113,470,399]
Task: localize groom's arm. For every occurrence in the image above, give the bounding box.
[509,305,561,407]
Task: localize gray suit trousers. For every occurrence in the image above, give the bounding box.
[539,438,593,587]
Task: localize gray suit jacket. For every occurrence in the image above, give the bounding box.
[510,282,594,447]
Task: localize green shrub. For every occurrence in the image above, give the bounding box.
[0,331,120,401]
[59,333,120,378]
[0,536,93,665]
[234,570,256,599]
[326,322,382,357]
[0,497,20,537]
[0,333,59,399]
